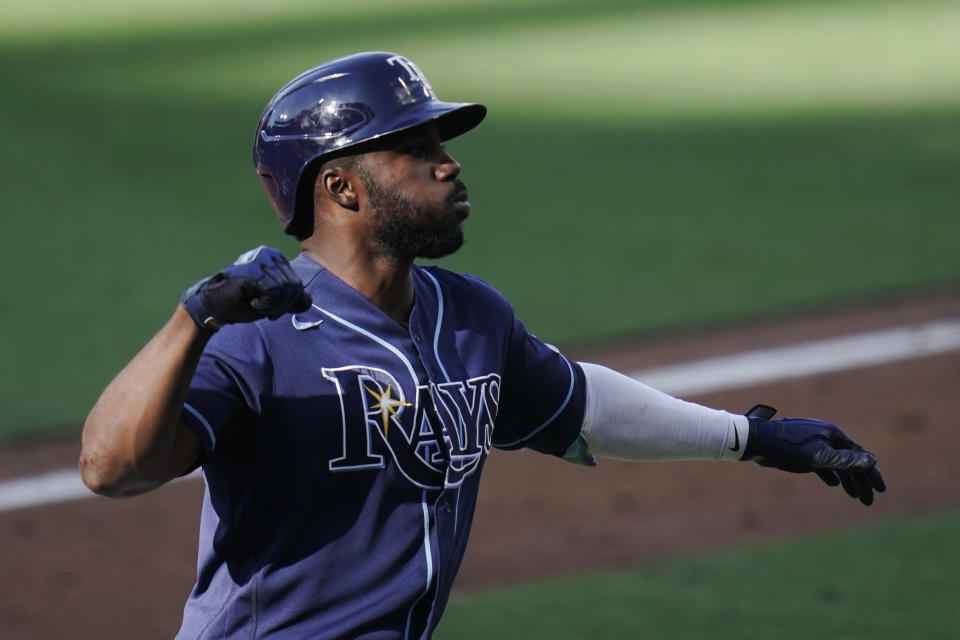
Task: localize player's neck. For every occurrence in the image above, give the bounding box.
[302,245,415,327]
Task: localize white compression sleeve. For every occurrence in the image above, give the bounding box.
[575,362,748,462]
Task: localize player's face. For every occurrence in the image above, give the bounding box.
[357,123,470,261]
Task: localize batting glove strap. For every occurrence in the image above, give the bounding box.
[740,404,886,506]
[181,275,226,333]
[180,246,312,334]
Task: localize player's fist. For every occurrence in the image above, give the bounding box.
[181,246,312,332]
[740,405,886,506]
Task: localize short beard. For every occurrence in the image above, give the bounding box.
[359,166,464,262]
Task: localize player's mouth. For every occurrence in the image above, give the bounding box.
[451,183,470,218]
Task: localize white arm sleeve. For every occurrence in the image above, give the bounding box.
[570,362,748,463]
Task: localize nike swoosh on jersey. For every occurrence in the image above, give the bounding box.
[729,421,740,452]
[292,316,324,331]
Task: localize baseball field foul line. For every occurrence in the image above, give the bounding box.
[631,319,960,396]
[2,318,959,514]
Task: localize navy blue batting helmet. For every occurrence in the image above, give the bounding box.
[253,51,487,239]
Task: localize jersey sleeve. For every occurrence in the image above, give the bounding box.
[179,323,274,458]
[491,313,587,457]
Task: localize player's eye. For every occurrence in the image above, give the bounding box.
[404,142,444,159]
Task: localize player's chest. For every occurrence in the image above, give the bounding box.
[268,318,505,491]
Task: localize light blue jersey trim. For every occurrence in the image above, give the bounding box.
[420,269,464,535]
[453,488,462,535]
[183,402,216,450]
[313,304,419,386]
[421,270,451,383]
[404,490,434,640]
[495,355,576,448]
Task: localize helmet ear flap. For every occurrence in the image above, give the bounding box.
[256,168,289,228]
[290,159,322,241]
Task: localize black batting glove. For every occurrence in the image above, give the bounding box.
[181,246,312,333]
[740,404,886,506]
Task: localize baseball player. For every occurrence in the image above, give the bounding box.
[79,52,886,639]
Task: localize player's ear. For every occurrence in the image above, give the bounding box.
[317,165,360,211]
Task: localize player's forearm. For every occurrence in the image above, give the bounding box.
[79,305,207,497]
[572,362,748,463]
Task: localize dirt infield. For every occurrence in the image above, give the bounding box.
[2,291,959,639]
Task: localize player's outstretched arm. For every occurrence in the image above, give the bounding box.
[570,362,886,506]
[79,246,310,498]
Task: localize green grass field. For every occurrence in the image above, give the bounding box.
[2,0,957,437]
[2,2,958,637]
[437,510,960,639]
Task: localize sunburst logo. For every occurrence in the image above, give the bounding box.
[364,383,412,437]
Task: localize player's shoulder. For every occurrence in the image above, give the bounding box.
[417,265,514,312]
[204,317,269,353]
[196,319,274,384]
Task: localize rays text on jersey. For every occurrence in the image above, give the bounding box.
[323,366,501,489]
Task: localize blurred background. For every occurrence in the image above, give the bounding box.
[2,0,958,437]
[1,0,958,638]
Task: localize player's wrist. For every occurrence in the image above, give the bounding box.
[173,303,218,344]
[719,413,750,461]
[739,404,777,462]
[181,275,225,333]
[739,416,766,462]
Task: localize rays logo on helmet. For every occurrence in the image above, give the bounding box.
[386,55,437,103]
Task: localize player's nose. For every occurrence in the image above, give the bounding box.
[435,151,461,181]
